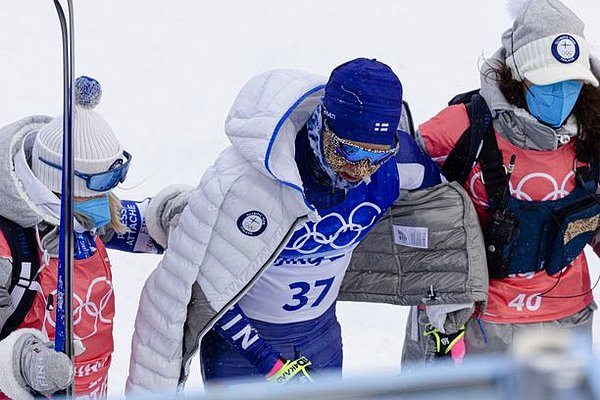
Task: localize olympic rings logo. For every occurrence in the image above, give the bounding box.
[468,169,575,207]
[284,202,382,254]
[44,276,114,341]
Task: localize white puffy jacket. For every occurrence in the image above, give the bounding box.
[127,69,326,393]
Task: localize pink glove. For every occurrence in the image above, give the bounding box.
[449,335,466,365]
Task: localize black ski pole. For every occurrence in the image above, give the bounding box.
[52,0,75,396]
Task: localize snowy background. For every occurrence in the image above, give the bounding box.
[2,0,600,397]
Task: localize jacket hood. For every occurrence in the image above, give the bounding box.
[479,48,600,150]
[225,69,326,191]
[0,116,62,228]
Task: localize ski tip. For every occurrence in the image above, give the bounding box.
[75,76,102,109]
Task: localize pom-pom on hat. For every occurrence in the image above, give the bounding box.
[322,58,403,146]
[32,76,123,197]
[502,0,599,87]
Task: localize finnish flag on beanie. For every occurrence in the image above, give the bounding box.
[503,0,599,87]
[32,76,123,197]
[322,58,403,146]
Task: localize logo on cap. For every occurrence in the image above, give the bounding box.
[374,122,390,132]
[323,107,336,121]
[552,35,580,64]
[237,211,268,237]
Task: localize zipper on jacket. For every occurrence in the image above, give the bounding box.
[178,214,310,387]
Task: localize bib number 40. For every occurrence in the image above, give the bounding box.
[283,277,335,312]
[508,293,542,312]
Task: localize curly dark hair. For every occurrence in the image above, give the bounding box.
[483,59,600,162]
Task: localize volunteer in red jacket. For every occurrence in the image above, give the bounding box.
[403,0,600,363]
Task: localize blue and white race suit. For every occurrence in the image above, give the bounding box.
[203,130,443,380]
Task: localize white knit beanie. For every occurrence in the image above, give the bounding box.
[32,76,123,197]
[502,0,599,87]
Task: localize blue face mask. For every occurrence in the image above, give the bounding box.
[74,194,111,228]
[525,80,583,128]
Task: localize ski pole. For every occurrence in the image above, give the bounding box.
[52,0,75,396]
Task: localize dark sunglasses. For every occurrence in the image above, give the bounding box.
[39,150,132,192]
[325,123,398,165]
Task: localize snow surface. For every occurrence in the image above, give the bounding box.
[1,0,600,397]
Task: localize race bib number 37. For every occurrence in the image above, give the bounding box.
[283,277,335,312]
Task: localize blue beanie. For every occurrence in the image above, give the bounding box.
[322,58,403,146]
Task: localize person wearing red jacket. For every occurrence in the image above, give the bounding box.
[0,76,171,399]
[402,0,600,364]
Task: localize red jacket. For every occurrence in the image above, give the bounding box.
[419,104,593,323]
[0,231,114,399]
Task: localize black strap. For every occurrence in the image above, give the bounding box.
[575,148,600,187]
[478,128,508,206]
[0,217,40,340]
[439,127,474,184]
[442,91,494,185]
[448,89,481,107]
[442,91,510,206]
[592,151,600,184]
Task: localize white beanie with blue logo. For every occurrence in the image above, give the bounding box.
[502,0,599,87]
[32,76,123,197]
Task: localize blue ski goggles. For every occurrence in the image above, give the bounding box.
[325,123,398,165]
[39,150,132,192]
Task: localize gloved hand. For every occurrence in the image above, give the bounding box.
[266,356,313,384]
[424,325,466,366]
[15,330,74,396]
[145,184,193,248]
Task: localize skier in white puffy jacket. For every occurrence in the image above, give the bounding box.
[127,58,445,392]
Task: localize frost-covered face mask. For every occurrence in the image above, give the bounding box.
[525,80,583,128]
[74,194,111,228]
[321,120,397,182]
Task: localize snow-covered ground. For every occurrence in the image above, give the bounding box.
[2,0,600,397]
